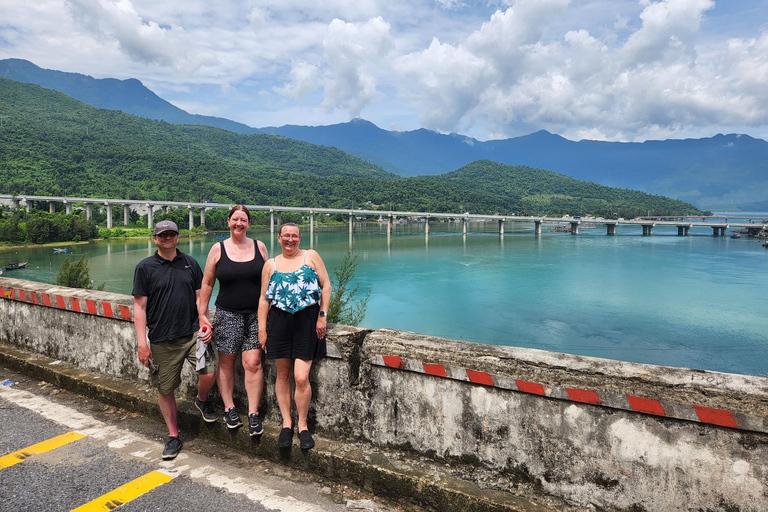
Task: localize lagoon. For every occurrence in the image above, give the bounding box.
[3,219,767,377]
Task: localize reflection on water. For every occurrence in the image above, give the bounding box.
[3,221,768,376]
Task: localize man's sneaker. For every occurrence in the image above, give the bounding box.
[162,436,182,460]
[195,398,217,423]
[248,413,264,437]
[224,407,242,429]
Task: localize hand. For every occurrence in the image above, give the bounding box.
[316,317,327,339]
[138,343,152,367]
[259,331,267,353]
[199,323,213,344]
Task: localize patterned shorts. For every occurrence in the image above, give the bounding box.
[212,308,261,354]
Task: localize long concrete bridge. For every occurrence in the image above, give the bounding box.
[2,194,766,237]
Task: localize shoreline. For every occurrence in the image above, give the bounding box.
[0,221,346,251]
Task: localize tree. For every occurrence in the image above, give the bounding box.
[327,250,370,326]
[56,255,104,290]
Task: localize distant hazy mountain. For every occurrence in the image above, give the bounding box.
[5,58,765,210]
[0,58,258,134]
[262,120,768,210]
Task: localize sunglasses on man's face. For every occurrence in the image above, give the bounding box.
[155,232,178,239]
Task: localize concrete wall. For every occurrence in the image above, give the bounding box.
[2,276,767,511]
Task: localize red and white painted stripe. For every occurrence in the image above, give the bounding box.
[0,285,133,322]
[370,354,768,434]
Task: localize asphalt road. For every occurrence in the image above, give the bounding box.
[0,367,400,512]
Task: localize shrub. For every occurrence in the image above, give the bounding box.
[56,255,105,290]
[327,250,370,326]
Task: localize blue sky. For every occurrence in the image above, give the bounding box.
[1,0,767,142]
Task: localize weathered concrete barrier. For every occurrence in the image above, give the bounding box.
[2,276,767,511]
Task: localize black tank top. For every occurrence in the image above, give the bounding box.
[214,240,264,312]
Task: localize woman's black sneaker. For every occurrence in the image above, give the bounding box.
[278,427,293,448]
[248,413,263,436]
[299,430,314,450]
[224,407,242,429]
[162,436,182,459]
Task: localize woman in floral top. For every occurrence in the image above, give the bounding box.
[258,222,331,450]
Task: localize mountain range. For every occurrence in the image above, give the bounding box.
[2,58,765,210]
[0,77,698,219]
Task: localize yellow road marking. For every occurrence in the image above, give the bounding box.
[70,470,175,511]
[0,431,86,469]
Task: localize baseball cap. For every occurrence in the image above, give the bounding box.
[153,220,179,235]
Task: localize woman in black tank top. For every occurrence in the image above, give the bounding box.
[198,205,269,436]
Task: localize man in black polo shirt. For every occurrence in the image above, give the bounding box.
[133,220,217,459]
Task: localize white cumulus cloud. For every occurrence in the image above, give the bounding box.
[320,17,394,117]
[65,0,184,65]
[1,0,767,141]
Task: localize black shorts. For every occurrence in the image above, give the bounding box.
[265,304,326,360]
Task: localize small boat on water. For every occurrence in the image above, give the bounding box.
[4,260,28,271]
[730,232,741,239]
[53,247,67,253]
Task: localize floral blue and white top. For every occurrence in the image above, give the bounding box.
[265,250,322,314]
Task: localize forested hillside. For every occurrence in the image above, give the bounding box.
[0,58,258,134]
[0,79,700,217]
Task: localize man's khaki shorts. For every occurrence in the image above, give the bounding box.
[149,333,215,396]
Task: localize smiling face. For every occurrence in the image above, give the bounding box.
[227,209,250,236]
[153,230,178,251]
[278,224,301,254]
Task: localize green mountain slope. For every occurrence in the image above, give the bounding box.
[0,78,700,217]
[0,58,260,134]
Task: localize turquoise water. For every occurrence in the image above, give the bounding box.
[3,220,767,376]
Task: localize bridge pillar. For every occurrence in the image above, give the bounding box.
[425,216,430,235]
[269,210,274,235]
[349,212,354,236]
[200,208,206,228]
[570,221,579,235]
[310,209,315,239]
[147,204,153,229]
[684,225,690,236]
[65,202,72,215]
[387,214,394,236]
[535,220,542,235]
[677,226,684,236]
[462,216,468,235]
[188,207,194,230]
[48,201,55,214]
[86,203,93,221]
[11,198,20,210]
[26,199,31,212]
[712,226,719,236]
[123,205,130,226]
[606,223,616,235]
[162,205,168,215]
[499,219,505,236]
[276,212,282,228]
[105,203,113,228]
